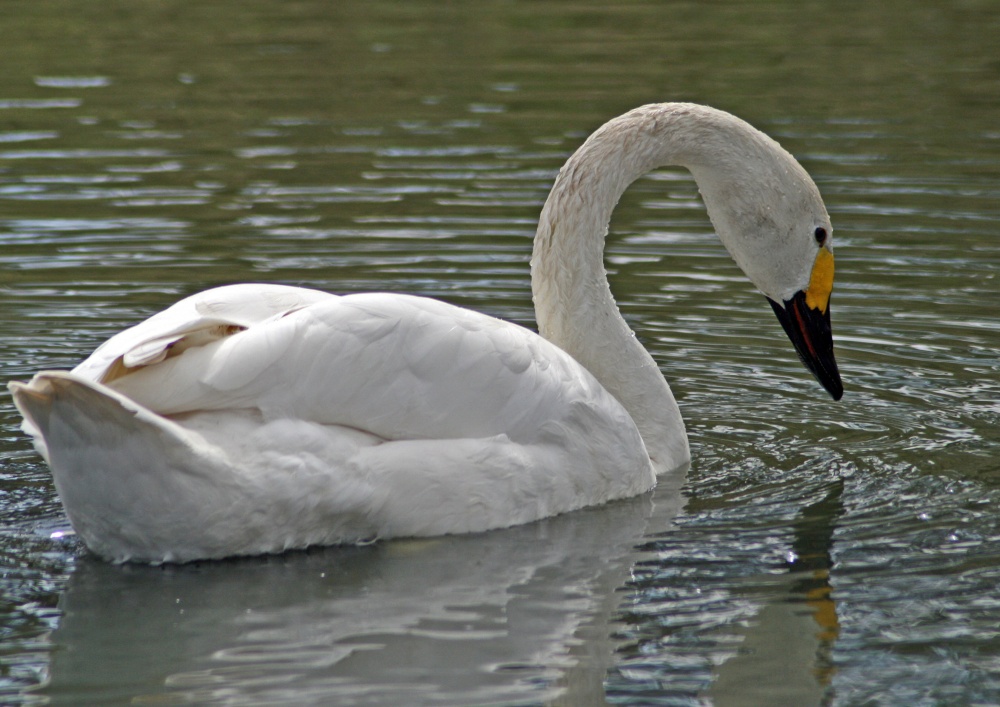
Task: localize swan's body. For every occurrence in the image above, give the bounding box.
[10,103,842,563]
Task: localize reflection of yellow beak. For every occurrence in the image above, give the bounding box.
[805,248,834,313]
[807,569,840,642]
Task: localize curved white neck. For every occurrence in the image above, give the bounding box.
[531,103,777,473]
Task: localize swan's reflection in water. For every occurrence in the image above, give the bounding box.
[42,476,685,706]
[706,482,843,707]
[39,474,843,705]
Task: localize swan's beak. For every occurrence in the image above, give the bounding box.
[766,250,843,400]
[768,292,843,400]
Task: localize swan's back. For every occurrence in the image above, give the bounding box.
[87,286,636,445]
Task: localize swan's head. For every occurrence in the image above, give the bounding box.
[690,129,843,400]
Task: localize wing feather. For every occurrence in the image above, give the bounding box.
[102,291,635,447]
[73,284,335,384]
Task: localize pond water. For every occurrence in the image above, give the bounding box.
[1,1,999,704]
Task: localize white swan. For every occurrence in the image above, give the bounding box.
[9,103,842,564]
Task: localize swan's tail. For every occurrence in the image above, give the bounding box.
[13,371,150,460]
[8,372,235,563]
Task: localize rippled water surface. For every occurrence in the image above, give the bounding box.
[1,1,999,704]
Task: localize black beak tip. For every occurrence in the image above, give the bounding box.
[768,294,844,402]
[825,376,844,402]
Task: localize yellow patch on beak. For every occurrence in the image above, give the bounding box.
[805,248,834,313]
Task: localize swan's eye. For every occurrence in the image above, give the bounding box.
[814,227,827,245]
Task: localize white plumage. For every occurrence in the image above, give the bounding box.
[10,103,841,563]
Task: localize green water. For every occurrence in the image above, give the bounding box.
[1,1,999,704]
